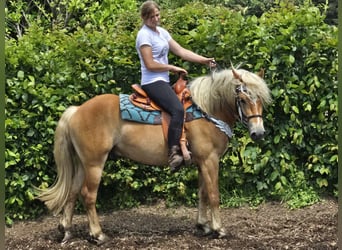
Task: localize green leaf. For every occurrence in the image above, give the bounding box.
[275,182,282,190]
[291,106,299,114]
[316,178,328,187]
[17,70,24,79]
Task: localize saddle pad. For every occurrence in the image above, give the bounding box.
[119,94,203,125]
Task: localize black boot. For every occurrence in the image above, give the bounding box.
[168,145,183,172]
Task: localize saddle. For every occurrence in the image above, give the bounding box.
[129,74,192,165]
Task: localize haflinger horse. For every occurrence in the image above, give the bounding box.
[37,66,271,245]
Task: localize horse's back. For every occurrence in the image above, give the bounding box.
[78,94,119,114]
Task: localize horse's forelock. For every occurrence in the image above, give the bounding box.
[239,69,272,105]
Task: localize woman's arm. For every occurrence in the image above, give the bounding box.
[169,39,214,66]
[140,45,188,74]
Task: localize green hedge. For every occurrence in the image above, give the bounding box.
[5,1,337,223]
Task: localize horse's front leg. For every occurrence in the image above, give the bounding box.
[196,170,211,234]
[81,164,109,245]
[198,158,226,238]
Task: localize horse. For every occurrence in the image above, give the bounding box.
[36,67,272,245]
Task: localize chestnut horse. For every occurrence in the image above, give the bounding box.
[37,67,271,245]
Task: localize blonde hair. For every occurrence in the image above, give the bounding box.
[140,1,160,21]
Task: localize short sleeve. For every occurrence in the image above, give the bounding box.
[136,29,152,49]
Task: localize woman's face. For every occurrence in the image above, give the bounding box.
[144,7,160,30]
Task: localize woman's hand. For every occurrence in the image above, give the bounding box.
[170,65,188,75]
[204,58,216,67]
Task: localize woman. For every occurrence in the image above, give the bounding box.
[136,0,216,172]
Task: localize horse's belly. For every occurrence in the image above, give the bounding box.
[113,123,168,166]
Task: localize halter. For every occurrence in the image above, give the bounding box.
[235,85,263,127]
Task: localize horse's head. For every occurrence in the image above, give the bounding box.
[233,68,270,141]
[188,66,271,141]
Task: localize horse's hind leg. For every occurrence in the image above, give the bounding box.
[80,162,109,245]
[59,195,77,244]
[59,166,84,244]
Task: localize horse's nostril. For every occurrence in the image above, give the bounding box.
[251,131,264,141]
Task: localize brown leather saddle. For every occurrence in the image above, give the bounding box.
[129,74,192,165]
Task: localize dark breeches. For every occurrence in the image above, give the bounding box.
[142,81,184,148]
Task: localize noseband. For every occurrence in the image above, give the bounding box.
[235,85,263,127]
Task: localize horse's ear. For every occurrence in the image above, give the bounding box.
[232,68,242,81]
[257,68,265,78]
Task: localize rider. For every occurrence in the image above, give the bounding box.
[136,0,216,172]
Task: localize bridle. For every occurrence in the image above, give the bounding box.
[235,85,263,127]
[208,62,264,127]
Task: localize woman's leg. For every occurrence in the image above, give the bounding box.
[142,81,184,147]
[142,81,184,171]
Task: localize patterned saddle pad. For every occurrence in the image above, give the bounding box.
[119,94,203,125]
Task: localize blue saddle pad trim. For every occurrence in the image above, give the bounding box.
[119,94,203,124]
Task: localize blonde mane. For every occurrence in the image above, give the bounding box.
[188,68,272,115]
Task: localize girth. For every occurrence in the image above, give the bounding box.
[129,75,192,165]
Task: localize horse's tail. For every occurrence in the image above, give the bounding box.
[36,106,83,215]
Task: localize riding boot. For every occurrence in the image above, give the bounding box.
[168,145,184,172]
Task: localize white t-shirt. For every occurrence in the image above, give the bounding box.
[136,25,172,85]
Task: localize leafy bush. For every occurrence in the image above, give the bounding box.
[237,2,338,201]
[5,1,337,223]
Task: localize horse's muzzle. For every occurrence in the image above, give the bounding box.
[250,129,265,141]
[249,121,265,141]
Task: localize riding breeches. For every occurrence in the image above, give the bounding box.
[142,80,184,148]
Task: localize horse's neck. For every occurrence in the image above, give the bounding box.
[211,92,237,127]
[212,108,237,127]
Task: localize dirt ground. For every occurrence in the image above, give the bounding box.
[5,198,337,250]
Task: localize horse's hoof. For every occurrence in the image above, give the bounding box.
[61,230,73,245]
[196,222,212,236]
[210,228,227,239]
[196,224,227,239]
[217,228,227,239]
[88,233,110,246]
